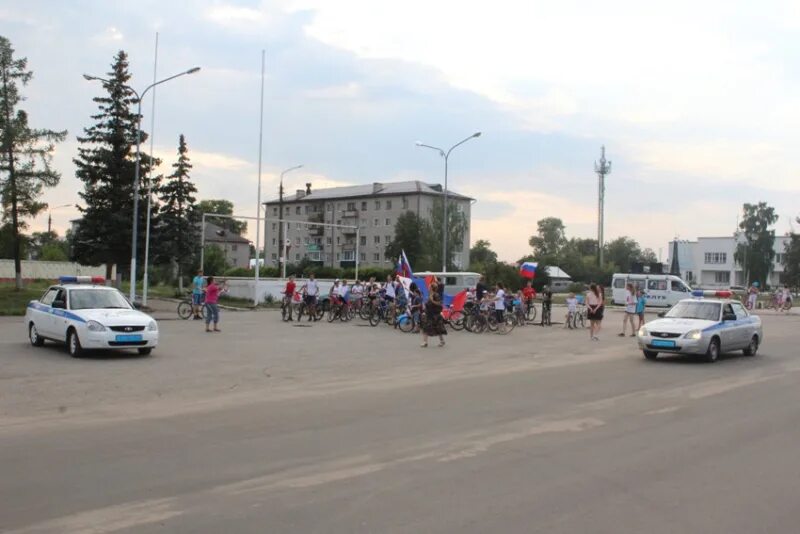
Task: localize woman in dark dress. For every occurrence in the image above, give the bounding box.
[421,292,447,348]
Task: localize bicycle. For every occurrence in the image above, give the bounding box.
[524,299,538,322]
[571,306,587,329]
[177,292,205,320]
[540,302,552,326]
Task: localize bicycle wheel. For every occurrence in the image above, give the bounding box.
[359,303,372,320]
[369,308,381,327]
[342,305,354,321]
[327,306,338,322]
[177,301,193,320]
[576,312,586,329]
[496,315,514,335]
[525,304,537,322]
[281,302,290,322]
[449,311,465,331]
[398,315,415,333]
[487,314,499,332]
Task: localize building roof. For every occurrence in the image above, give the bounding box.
[265,180,473,204]
[546,266,571,279]
[203,222,250,244]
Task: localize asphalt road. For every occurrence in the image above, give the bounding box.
[1,309,799,533]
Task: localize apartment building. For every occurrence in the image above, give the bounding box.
[666,235,790,288]
[262,181,473,269]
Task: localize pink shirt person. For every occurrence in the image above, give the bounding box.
[205,282,221,304]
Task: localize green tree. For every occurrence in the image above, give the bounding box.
[528,217,566,258]
[385,211,426,268]
[72,50,156,279]
[603,236,643,272]
[424,198,468,270]
[29,230,68,260]
[734,202,778,286]
[154,134,199,285]
[202,244,228,275]
[0,222,27,258]
[39,242,68,261]
[782,227,800,290]
[0,36,66,288]
[469,239,498,268]
[197,199,247,235]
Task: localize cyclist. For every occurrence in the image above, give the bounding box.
[350,279,365,312]
[337,279,350,316]
[191,269,206,320]
[283,275,297,321]
[541,285,553,326]
[782,284,793,311]
[303,273,320,321]
[522,281,536,316]
[475,275,488,303]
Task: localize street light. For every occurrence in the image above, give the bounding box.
[416,131,481,272]
[276,164,303,278]
[47,204,72,234]
[83,66,201,302]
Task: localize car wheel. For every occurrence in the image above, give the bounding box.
[643,350,658,360]
[743,335,759,357]
[137,347,153,356]
[705,337,720,363]
[29,323,45,347]
[67,329,83,358]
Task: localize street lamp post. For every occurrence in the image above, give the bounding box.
[416,132,481,272]
[83,67,200,302]
[275,165,303,273]
[47,204,72,234]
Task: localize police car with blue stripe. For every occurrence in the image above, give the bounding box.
[637,290,762,363]
[25,276,159,357]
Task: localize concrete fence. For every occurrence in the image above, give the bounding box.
[0,260,114,282]
[222,277,337,303]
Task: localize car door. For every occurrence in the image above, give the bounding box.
[731,302,751,348]
[49,288,69,342]
[34,288,59,338]
[719,303,738,351]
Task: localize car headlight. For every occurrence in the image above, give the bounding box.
[147,320,158,332]
[684,329,702,340]
[638,327,649,337]
[86,320,106,332]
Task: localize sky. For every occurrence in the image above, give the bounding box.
[2,0,800,263]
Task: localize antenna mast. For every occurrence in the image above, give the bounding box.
[594,145,612,265]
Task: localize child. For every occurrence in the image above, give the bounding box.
[636,289,647,329]
[204,276,223,332]
[565,292,578,328]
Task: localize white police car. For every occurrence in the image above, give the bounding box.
[637,290,762,363]
[24,276,159,357]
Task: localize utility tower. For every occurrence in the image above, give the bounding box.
[594,145,612,265]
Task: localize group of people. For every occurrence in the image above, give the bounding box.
[191,269,228,332]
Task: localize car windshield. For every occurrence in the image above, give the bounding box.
[69,289,132,310]
[666,301,721,321]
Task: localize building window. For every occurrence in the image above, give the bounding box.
[385,218,391,226]
[336,237,340,244]
[305,206,310,214]
[272,238,276,246]
[285,207,290,214]
[304,237,310,244]
[373,253,380,261]
[374,218,379,227]
[686,271,694,282]
[347,202,356,211]
[272,223,276,231]
[295,237,301,245]
[361,201,367,211]
[375,200,381,210]
[374,235,380,244]
[295,206,301,215]
[715,271,730,284]
[336,253,341,260]
[704,252,727,264]
[231,244,238,251]
[271,253,277,260]
[776,253,784,264]
[386,200,392,210]
[327,204,332,211]
[360,252,366,261]
[385,235,391,244]
[343,250,355,261]
[296,223,301,229]
[360,236,367,246]
[402,198,408,209]
[295,253,300,260]
[336,220,341,225]
[326,237,332,245]
[273,207,278,216]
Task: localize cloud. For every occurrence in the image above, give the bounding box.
[92,26,124,43]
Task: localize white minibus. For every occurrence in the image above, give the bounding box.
[414,271,482,296]
[611,273,692,308]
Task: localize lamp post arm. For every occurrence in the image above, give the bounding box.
[446,134,479,158]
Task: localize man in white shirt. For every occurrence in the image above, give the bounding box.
[337,279,349,304]
[304,274,320,321]
[494,282,506,322]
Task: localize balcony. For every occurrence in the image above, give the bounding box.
[342,227,357,236]
[308,225,324,236]
[341,210,358,219]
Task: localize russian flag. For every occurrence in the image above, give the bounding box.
[519,261,538,279]
[396,250,414,279]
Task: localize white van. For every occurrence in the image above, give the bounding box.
[414,271,481,296]
[611,273,692,308]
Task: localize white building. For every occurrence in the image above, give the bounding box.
[666,235,789,289]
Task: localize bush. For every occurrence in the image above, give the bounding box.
[224,267,251,277]
[567,282,587,294]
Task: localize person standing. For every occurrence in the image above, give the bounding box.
[284,275,297,321]
[636,289,647,329]
[747,282,759,310]
[586,283,603,341]
[421,292,446,348]
[619,283,637,337]
[204,276,225,332]
[191,269,206,320]
[493,282,506,323]
[541,285,553,326]
[304,273,320,321]
[475,275,488,303]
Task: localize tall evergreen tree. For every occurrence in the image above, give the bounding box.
[72,51,155,279]
[734,202,778,287]
[0,36,66,289]
[154,134,199,284]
